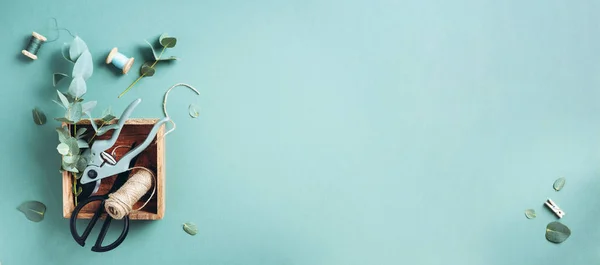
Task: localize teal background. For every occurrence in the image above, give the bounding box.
[1,0,600,264]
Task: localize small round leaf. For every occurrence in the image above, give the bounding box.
[32,108,47,125]
[546,221,571,243]
[524,209,536,219]
[17,201,46,222]
[159,33,177,48]
[140,62,156,77]
[189,104,200,118]
[554,177,566,191]
[57,143,69,155]
[183,222,198,236]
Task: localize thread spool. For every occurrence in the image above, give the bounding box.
[104,168,155,220]
[21,32,47,60]
[106,47,135,74]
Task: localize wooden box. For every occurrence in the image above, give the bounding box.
[62,118,165,220]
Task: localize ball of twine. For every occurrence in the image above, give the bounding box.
[105,167,155,220]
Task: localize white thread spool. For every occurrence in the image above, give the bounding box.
[106,47,135,74]
[104,169,154,219]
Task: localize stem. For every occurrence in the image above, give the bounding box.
[72,173,78,206]
[88,121,106,144]
[119,46,168,98]
[119,74,146,98]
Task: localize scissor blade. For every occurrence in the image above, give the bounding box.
[77,179,100,200]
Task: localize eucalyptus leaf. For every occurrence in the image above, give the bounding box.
[158,56,178,61]
[101,106,116,122]
[65,93,84,103]
[159,33,177,48]
[75,156,88,173]
[102,114,116,123]
[525,209,536,219]
[554,177,566,191]
[52,99,66,110]
[64,137,79,155]
[188,104,199,118]
[68,77,87,99]
[81,101,97,114]
[55,117,72,124]
[66,102,83,123]
[63,154,78,164]
[62,42,74,63]
[57,90,70,108]
[140,62,155,77]
[62,162,79,173]
[102,106,112,117]
[546,221,571,244]
[72,50,93,80]
[96,124,119,136]
[53,73,68,87]
[32,108,47,125]
[56,127,70,142]
[145,40,159,61]
[69,36,88,61]
[76,128,87,138]
[182,222,197,236]
[17,201,46,222]
[85,114,99,133]
[57,143,69,155]
[77,139,89,149]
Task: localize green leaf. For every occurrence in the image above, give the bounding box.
[188,104,199,118]
[17,201,46,222]
[69,36,88,61]
[63,154,78,164]
[56,127,70,142]
[62,42,75,63]
[76,128,87,138]
[68,77,87,99]
[52,100,66,110]
[65,93,84,103]
[66,102,83,123]
[82,101,97,114]
[64,137,79,155]
[159,33,177,48]
[145,40,159,61]
[182,222,197,236]
[546,221,571,244]
[57,90,70,108]
[62,161,79,173]
[32,108,47,125]
[53,73,68,87]
[75,156,88,173]
[72,50,93,80]
[158,56,178,61]
[102,106,112,117]
[140,62,155,77]
[77,139,89,149]
[102,114,116,123]
[554,177,566,191]
[57,143,69,155]
[525,209,536,219]
[96,124,119,136]
[55,117,72,124]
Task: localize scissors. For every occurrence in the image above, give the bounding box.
[69,143,138,252]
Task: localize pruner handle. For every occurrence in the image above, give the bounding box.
[90,99,141,158]
[80,117,170,184]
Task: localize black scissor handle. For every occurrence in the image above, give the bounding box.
[69,195,130,252]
